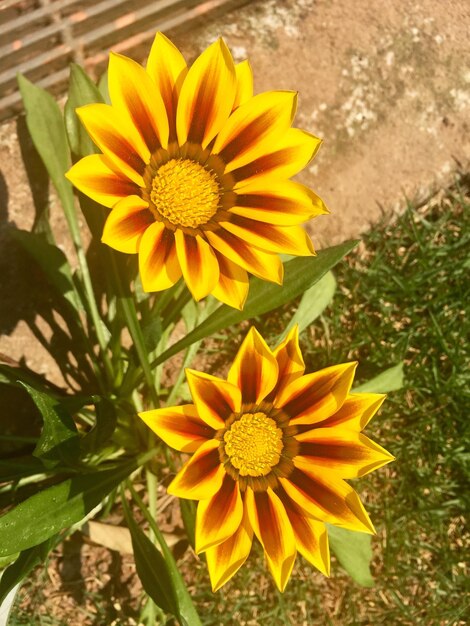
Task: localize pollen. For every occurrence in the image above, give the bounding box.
[224,412,283,477]
[150,158,220,228]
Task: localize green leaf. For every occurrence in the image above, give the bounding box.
[328,525,374,587]
[0,457,48,483]
[283,270,336,336]
[354,363,404,393]
[64,64,104,157]
[151,241,358,369]
[0,459,137,557]
[81,397,117,453]
[0,537,56,604]
[20,383,80,468]
[12,229,81,311]
[122,499,179,618]
[179,500,196,549]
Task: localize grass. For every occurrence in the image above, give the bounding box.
[9,177,469,624]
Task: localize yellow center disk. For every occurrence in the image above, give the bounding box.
[224,412,283,477]
[150,158,220,228]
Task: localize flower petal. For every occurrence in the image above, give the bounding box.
[245,488,296,592]
[66,154,139,209]
[175,231,219,301]
[101,196,153,253]
[205,229,283,284]
[138,404,213,452]
[271,325,305,395]
[229,179,328,226]
[167,439,225,500]
[296,428,394,478]
[210,251,249,310]
[279,466,375,534]
[176,39,236,148]
[186,369,241,429]
[108,51,169,152]
[138,222,182,292]
[220,217,315,256]
[196,475,243,552]
[227,128,321,188]
[233,60,253,110]
[213,91,297,173]
[227,327,279,404]
[76,103,147,186]
[206,504,253,591]
[275,363,357,426]
[315,393,386,431]
[146,32,187,140]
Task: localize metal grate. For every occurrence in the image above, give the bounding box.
[0,0,250,122]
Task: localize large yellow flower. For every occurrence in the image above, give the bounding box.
[139,327,394,591]
[66,33,327,309]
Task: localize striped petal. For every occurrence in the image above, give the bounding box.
[205,229,283,285]
[227,128,321,188]
[213,91,297,173]
[138,222,181,292]
[108,52,169,153]
[233,60,253,110]
[296,428,394,478]
[206,504,253,591]
[175,231,219,301]
[177,39,236,148]
[146,32,187,140]
[274,363,357,426]
[245,488,296,592]
[65,154,139,209]
[230,180,328,226]
[227,327,279,404]
[101,196,153,253]
[272,325,305,395]
[279,466,375,534]
[219,217,315,256]
[76,103,147,185]
[210,252,249,310]
[314,393,386,431]
[186,369,241,430]
[138,404,213,452]
[196,475,243,553]
[167,439,225,500]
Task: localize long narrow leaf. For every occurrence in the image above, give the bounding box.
[328,525,374,587]
[354,363,404,393]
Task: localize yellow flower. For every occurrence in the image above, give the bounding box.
[139,327,394,591]
[66,33,327,309]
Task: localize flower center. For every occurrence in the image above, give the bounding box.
[224,412,283,477]
[150,158,220,228]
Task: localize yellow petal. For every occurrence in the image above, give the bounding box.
[227,327,279,404]
[245,488,297,592]
[219,217,315,256]
[271,325,305,395]
[210,252,249,311]
[206,504,253,591]
[296,427,395,478]
[138,222,182,292]
[196,475,243,553]
[233,60,253,110]
[76,103,146,186]
[316,393,386,431]
[66,154,139,209]
[175,231,219,301]
[274,362,358,426]
[167,439,225,500]
[205,229,283,285]
[108,51,169,152]
[176,38,236,148]
[186,369,241,429]
[138,404,213,452]
[213,91,297,173]
[101,195,153,253]
[229,179,328,226]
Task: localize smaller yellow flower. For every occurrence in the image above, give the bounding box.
[139,327,394,591]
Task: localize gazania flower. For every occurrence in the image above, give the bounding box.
[66,33,327,309]
[139,326,394,591]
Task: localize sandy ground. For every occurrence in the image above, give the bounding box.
[0,0,469,379]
